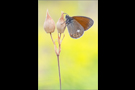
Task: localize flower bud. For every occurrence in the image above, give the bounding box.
[44,9,55,33]
[57,11,66,33]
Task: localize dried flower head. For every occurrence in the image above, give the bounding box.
[44,9,55,33]
[57,11,66,33]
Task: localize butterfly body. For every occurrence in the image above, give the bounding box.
[65,14,94,39]
[65,15,73,25]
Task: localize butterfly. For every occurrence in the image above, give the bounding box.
[63,13,94,39]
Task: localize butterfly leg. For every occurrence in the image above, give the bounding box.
[61,20,70,25]
[61,21,66,25]
[61,21,68,28]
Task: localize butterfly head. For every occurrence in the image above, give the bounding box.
[63,13,73,24]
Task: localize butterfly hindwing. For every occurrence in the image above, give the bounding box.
[66,19,84,39]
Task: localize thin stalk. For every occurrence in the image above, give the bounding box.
[58,33,61,54]
[57,55,61,90]
[60,33,61,39]
[50,33,58,55]
[58,33,61,90]
[50,32,63,90]
[50,33,54,44]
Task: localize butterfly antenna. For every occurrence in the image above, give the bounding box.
[63,13,69,16]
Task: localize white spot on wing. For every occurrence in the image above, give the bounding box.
[77,30,80,32]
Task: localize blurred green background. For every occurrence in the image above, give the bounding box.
[38,0,98,90]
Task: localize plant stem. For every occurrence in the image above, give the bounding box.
[50,33,54,44]
[50,33,63,90]
[50,33,58,55]
[60,33,61,38]
[57,55,61,90]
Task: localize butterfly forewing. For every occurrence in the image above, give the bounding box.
[72,16,94,31]
[67,19,84,39]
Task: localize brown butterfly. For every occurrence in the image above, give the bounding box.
[63,13,94,39]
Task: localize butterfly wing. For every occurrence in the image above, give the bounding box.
[72,16,94,31]
[67,19,84,39]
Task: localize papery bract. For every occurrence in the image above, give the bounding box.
[44,9,55,33]
[57,11,66,33]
